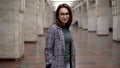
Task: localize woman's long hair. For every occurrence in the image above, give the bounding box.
[56,3,73,29]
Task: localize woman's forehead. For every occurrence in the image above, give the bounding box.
[59,8,69,13]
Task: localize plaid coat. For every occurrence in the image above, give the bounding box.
[45,24,76,68]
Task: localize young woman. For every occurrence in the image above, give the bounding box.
[45,3,76,68]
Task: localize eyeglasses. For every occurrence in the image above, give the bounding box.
[59,13,69,16]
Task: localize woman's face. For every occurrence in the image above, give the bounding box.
[58,7,70,25]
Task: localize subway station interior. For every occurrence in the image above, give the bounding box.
[0,0,120,68]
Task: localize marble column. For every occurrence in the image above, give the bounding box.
[81,2,88,30]
[108,0,113,31]
[96,0,110,35]
[112,0,120,41]
[49,8,54,26]
[44,1,54,28]
[72,10,75,25]
[43,2,48,28]
[43,0,56,29]
[76,8,79,26]
[37,0,45,35]
[46,3,49,28]
[78,6,82,28]
[74,9,77,24]
[0,0,25,59]
[87,0,97,31]
[47,5,52,27]
[24,0,38,41]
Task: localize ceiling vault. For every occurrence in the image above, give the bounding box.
[47,0,82,11]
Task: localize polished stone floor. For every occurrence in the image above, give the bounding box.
[0,26,120,68]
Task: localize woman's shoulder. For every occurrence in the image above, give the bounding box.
[49,24,57,30]
[50,24,61,30]
[48,24,58,32]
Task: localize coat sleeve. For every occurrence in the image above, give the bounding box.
[44,27,55,66]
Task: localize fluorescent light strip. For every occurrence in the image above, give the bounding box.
[50,0,76,1]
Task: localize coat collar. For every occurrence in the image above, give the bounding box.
[53,24,61,30]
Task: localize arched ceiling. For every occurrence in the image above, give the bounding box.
[47,0,82,11]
